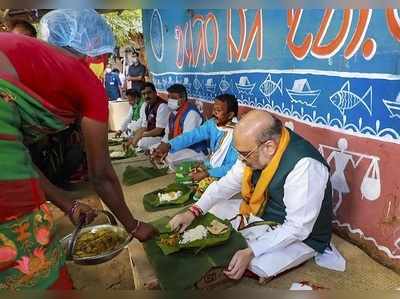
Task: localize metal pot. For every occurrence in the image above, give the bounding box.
[60,210,132,265]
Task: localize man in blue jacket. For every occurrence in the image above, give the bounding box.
[154,93,238,182]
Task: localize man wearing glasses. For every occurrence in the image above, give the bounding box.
[169,110,336,285]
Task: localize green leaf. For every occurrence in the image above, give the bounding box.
[154,213,233,256]
[143,213,248,290]
[108,138,123,146]
[143,183,194,211]
[122,165,168,186]
[175,161,200,184]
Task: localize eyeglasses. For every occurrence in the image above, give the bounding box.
[235,140,271,162]
[236,143,261,162]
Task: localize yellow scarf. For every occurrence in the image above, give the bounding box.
[240,127,291,216]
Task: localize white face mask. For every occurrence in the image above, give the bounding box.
[105,68,112,73]
[167,99,179,111]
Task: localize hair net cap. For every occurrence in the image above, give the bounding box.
[40,9,115,57]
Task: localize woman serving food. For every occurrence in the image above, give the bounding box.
[0,9,157,290]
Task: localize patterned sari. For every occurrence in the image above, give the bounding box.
[0,75,69,290]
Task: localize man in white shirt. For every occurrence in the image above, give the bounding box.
[116,88,145,138]
[151,84,207,168]
[169,110,333,283]
[124,82,170,151]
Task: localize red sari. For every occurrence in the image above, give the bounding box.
[0,33,108,290]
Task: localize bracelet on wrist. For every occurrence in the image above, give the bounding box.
[130,220,142,236]
[188,205,203,218]
[68,200,80,217]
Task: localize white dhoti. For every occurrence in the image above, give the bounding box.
[137,137,163,150]
[208,199,344,278]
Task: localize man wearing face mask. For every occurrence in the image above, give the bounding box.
[124,82,170,151]
[127,51,146,90]
[150,84,207,167]
[153,93,238,183]
[104,66,122,101]
[168,110,339,287]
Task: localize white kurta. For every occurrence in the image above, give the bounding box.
[119,104,144,137]
[195,158,339,277]
[137,102,171,150]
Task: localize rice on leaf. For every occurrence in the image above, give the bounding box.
[143,183,194,211]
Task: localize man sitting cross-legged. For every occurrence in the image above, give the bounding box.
[169,110,340,284]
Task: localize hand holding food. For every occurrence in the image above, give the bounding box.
[168,211,196,233]
[123,138,133,152]
[190,168,209,182]
[152,142,170,161]
[158,217,231,254]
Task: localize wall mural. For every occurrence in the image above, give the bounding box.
[143,8,400,272]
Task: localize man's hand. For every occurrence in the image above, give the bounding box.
[168,211,195,233]
[152,142,170,161]
[190,169,208,182]
[123,138,134,152]
[132,222,159,242]
[223,248,255,280]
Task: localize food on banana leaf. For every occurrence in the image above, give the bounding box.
[108,138,123,146]
[207,220,228,235]
[159,233,179,247]
[110,148,136,159]
[194,177,215,199]
[179,225,208,245]
[154,213,233,255]
[110,151,126,158]
[74,229,126,258]
[175,162,201,183]
[157,191,183,203]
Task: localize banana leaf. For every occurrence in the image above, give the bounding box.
[122,165,168,186]
[154,213,233,256]
[143,213,248,290]
[175,161,201,184]
[108,137,124,146]
[110,148,136,160]
[143,183,195,212]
